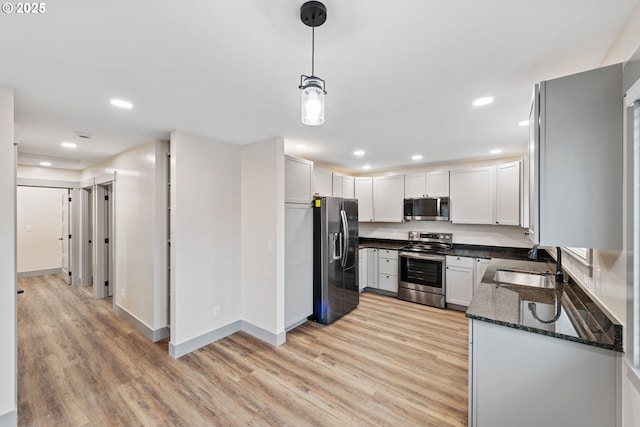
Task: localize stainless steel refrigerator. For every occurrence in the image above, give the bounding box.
[313,197,359,325]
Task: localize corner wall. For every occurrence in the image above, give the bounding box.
[169,131,242,357]
[0,87,17,425]
[81,140,169,338]
[240,137,286,345]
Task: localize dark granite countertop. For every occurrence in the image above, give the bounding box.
[466,257,623,352]
[358,238,408,250]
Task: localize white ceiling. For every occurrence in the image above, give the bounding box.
[1,0,638,172]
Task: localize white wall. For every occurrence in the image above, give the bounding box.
[169,131,242,355]
[17,165,80,183]
[360,222,531,248]
[16,187,68,273]
[240,137,285,342]
[0,87,16,425]
[82,140,169,333]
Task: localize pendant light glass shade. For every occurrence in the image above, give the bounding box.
[300,76,325,126]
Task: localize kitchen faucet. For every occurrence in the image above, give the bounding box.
[555,247,564,284]
[528,243,539,259]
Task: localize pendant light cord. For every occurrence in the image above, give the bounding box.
[311,26,315,77]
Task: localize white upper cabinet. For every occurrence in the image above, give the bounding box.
[285,155,313,204]
[314,169,333,197]
[373,175,405,222]
[343,175,355,198]
[426,171,450,197]
[404,171,449,198]
[354,177,374,222]
[532,64,622,249]
[332,173,354,198]
[332,173,343,197]
[450,166,495,224]
[405,172,427,198]
[496,161,521,226]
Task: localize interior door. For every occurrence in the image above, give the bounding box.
[61,193,70,284]
[105,184,113,297]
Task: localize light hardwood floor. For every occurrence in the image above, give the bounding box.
[18,275,469,426]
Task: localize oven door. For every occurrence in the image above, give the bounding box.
[399,252,446,295]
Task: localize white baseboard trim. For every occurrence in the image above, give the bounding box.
[241,320,286,347]
[169,320,242,359]
[113,304,168,343]
[17,268,62,278]
[0,409,17,427]
[168,320,286,359]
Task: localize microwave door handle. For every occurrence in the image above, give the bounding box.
[340,209,349,268]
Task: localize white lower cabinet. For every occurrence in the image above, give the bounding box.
[469,319,617,427]
[367,248,379,288]
[358,248,367,292]
[474,258,490,291]
[445,255,474,307]
[378,249,398,293]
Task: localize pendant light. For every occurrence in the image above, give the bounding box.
[298,1,327,126]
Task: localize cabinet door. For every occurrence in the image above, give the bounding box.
[367,248,378,288]
[358,248,368,292]
[314,169,333,197]
[378,274,398,293]
[343,176,355,199]
[405,172,426,198]
[538,64,622,249]
[450,167,495,224]
[285,156,313,204]
[446,265,474,306]
[373,175,405,222]
[496,161,520,225]
[426,171,450,197]
[474,258,490,290]
[332,174,344,197]
[285,204,313,329]
[355,177,374,222]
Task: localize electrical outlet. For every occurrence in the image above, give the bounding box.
[213,306,220,317]
[594,268,602,291]
[121,288,125,298]
[267,240,273,251]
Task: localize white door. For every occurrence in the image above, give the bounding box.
[61,193,70,284]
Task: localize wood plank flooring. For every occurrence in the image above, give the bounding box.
[18,275,469,426]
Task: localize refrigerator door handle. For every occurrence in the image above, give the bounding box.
[340,209,349,268]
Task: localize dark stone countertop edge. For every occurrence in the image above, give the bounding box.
[466,312,621,352]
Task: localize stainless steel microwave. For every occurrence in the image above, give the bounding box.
[403,197,449,221]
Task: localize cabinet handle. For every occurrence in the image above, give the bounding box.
[386,259,389,263]
[457,257,460,260]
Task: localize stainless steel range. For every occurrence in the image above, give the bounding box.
[398,232,452,308]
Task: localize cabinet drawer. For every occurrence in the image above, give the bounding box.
[378,249,398,260]
[446,255,474,268]
[378,258,398,275]
[378,273,398,292]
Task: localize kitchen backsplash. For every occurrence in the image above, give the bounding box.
[359,221,532,248]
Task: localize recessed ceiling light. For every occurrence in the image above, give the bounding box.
[296,144,306,149]
[412,154,423,161]
[490,149,503,155]
[110,98,133,109]
[39,161,52,167]
[61,142,77,149]
[353,150,365,157]
[517,120,529,127]
[472,96,494,107]
[363,164,371,170]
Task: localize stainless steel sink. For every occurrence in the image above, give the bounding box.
[494,269,555,288]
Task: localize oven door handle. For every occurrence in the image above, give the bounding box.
[399,252,446,262]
